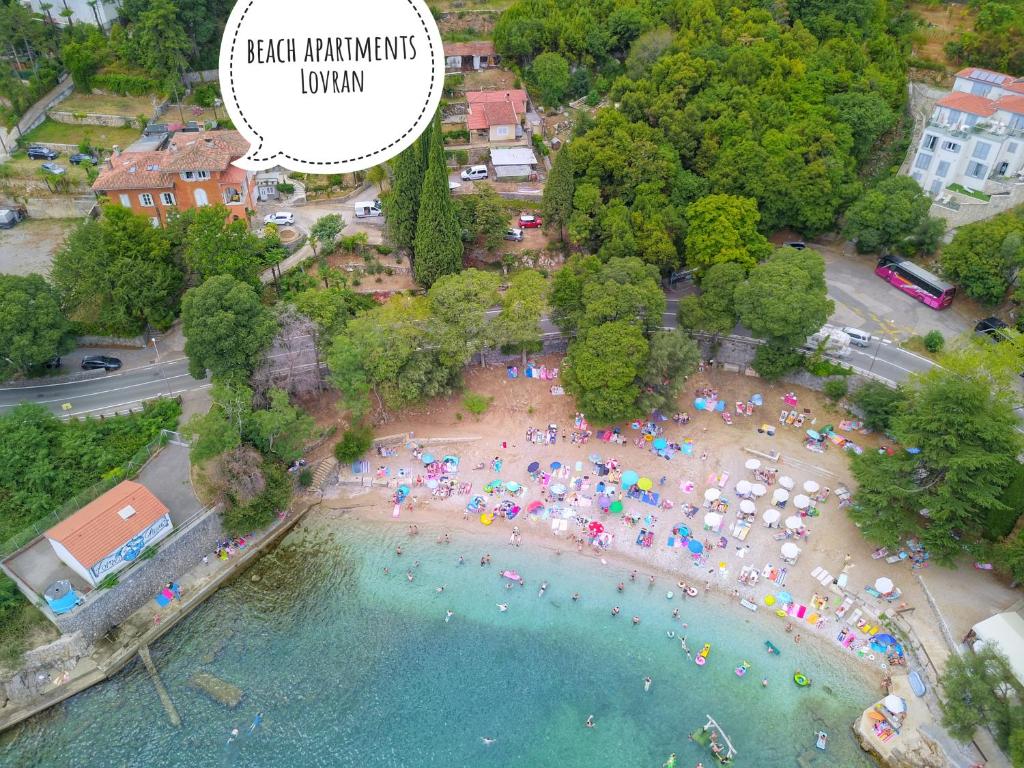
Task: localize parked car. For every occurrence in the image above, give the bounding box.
[81,355,122,371]
[783,241,807,250]
[26,145,58,160]
[69,153,99,165]
[40,162,65,175]
[841,327,872,347]
[518,213,542,228]
[460,165,488,181]
[0,208,24,229]
[975,316,1010,342]
[504,227,524,242]
[264,212,295,226]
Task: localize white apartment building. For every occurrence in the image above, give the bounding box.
[25,0,119,29]
[908,67,1024,198]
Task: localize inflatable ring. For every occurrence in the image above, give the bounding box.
[869,654,876,661]
[793,673,810,687]
[695,655,706,666]
[686,587,699,597]
[667,630,675,638]
[678,581,686,589]
[666,591,674,599]
[881,663,888,670]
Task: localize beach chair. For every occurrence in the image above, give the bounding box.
[817,570,833,586]
[835,598,853,619]
[811,566,824,580]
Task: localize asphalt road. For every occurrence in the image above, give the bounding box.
[0,357,208,419]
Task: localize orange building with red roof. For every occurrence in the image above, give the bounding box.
[46,481,173,586]
[466,90,530,142]
[92,130,255,226]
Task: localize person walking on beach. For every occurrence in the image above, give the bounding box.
[644,676,652,692]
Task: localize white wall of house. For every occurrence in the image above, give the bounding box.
[489,123,516,142]
[27,0,120,28]
[47,538,95,586]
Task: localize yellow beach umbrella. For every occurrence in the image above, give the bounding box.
[637,477,653,491]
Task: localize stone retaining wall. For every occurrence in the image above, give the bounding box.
[48,111,140,128]
[54,510,223,643]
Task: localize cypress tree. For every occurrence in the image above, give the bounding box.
[542,145,575,242]
[383,143,422,253]
[413,115,463,287]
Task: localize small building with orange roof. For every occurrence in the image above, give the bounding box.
[45,481,173,587]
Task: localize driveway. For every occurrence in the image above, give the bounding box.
[0,218,77,276]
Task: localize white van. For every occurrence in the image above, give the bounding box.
[841,327,872,347]
[353,199,383,218]
[460,165,488,181]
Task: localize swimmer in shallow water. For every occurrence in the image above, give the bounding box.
[762,678,768,687]
[436,585,445,593]
[497,603,509,612]
[445,610,454,623]
[481,736,496,745]
[539,581,548,597]
[249,712,263,734]
[572,592,580,602]
[585,714,595,728]
[226,727,239,745]
[644,676,652,692]
[611,606,620,616]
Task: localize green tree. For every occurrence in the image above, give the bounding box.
[851,381,907,432]
[734,248,834,347]
[414,115,463,286]
[843,176,942,256]
[542,146,575,242]
[530,52,571,107]
[291,287,373,338]
[637,330,700,414]
[334,425,374,462]
[941,211,1024,305]
[180,205,269,286]
[134,0,190,84]
[181,275,278,380]
[939,645,1024,750]
[751,342,804,380]
[676,262,745,335]
[684,194,772,276]
[426,268,501,367]
[183,380,253,463]
[0,274,72,375]
[51,205,183,334]
[470,185,509,251]
[62,27,108,91]
[492,269,547,365]
[384,143,423,252]
[309,213,344,256]
[579,257,666,335]
[248,388,315,462]
[563,320,649,423]
[549,254,601,334]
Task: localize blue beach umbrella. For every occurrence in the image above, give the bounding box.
[527,461,540,473]
[589,453,602,464]
[776,591,794,605]
[505,481,521,492]
[551,461,562,470]
[621,470,639,487]
[873,633,898,646]
[694,397,706,410]
[715,400,726,412]
[653,437,667,450]
[688,539,704,554]
[421,453,435,464]
[806,429,821,440]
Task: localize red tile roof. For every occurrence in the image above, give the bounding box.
[164,130,249,172]
[445,41,496,58]
[47,481,169,568]
[996,95,1024,115]
[937,92,998,117]
[92,151,174,191]
[466,90,527,130]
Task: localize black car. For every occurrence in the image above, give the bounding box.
[26,145,59,160]
[975,316,1010,341]
[783,241,807,250]
[69,153,99,165]
[81,355,122,371]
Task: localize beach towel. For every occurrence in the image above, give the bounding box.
[775,568,788,586]
[154,588,175,607]
[796,605,807,619]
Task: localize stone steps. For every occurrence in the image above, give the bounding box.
[312,457,338,488]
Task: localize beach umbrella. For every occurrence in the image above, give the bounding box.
[744,459,761,471]
[777,591,794,604]
[751,483,767,497]
[426,479,438,489]
[527,461,540,473]
[715,400,726,412]
[781,542,800,559]
[875,577,894,595]
[637,477,654,491]
[704,487,720,502]
[589,453,602,464]
[399,484,410,495]
[751,394,764,406]
[883,695,906,714]
[598,494,611,509]
[803,480,820,494]
[762,508,780,525]
[806,429,821,441]
[764,594,776,606]
[589,521,605,535]
[874,633,898,646]
[621,470,639,487]
[505,481,521,492]
[704,512,722,529]
[793,494,811,510]
[479,513,493,526]
[673,524,690,537]
[688,539,704,554]
[609,500,624,514]
[551,461,561,470]
[653,437,667,450]
[528,500,544,512]
[736,480,752,496]
[550,484,566,496]
[694,397,707,410]
[773,489,790,505]
[740,500,756,515]
[421,453,435,464]
[485,479,502,491]
[785,515,803,530]
[779,475,795,490]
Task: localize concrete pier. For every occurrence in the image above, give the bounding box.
[138,645,181,727]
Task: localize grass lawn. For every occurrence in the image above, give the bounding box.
[59,92,158,118]
[3,153,93,187]
[21,118,141,152]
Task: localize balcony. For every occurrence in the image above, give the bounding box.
[222,187,243,206]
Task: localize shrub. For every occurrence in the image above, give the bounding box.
[221,463,290,536]
[531,133,549,156]
[752,343,803,380]
[138,545,158,561]
[334,425,374,463]
[276,182,295,195]
[374,244,394,256]
[298,468,313,488]
[92,73,159,96]
[96,574,119,590]
[192,83,219,108]
[823,378,848,402]
[805,357,852,377]
[462,392,493,416]
[988,465,1024,540]
[455,149,469,165]
[443,128,470,144]
[923,330,945,353]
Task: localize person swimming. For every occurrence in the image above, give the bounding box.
[644,676,652,692]
[481,736,496,745]
[226,727,240,745]
[762,678,768,687]
[407,571,414,582]
[617,582,625,592]
[585,714,595,728]
[497,603,509,612]
[611,606,620,616]
[458,555,465,565]
[538,581,548,597]
[436,585,445,593]
[632,616,641,625]
[249,712,263,734]
[571,592,580,602]
[445,610,454,623]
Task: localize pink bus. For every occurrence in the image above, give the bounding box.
[874,256,955,310]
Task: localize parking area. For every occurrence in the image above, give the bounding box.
[0,218,77,276]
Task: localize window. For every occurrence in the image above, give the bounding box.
[181,170,210,181]
[160,192,176,205]
[139,193,154,207]
[998,161,1010,176]
[929,178,942,196]
[923,134,938,150]
[494,125,509,137]
[1009,142,1020,154]
[119,194,130,207]
[911,171,923,184]
[942,141,961,152]
[967,161,988,179]
[194,188,208,207]
[973,141,992,160]
[936,160,951,178]
[970,82,992,97]
[915,153,933,171]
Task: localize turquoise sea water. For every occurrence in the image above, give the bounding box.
[2,519,876,767]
